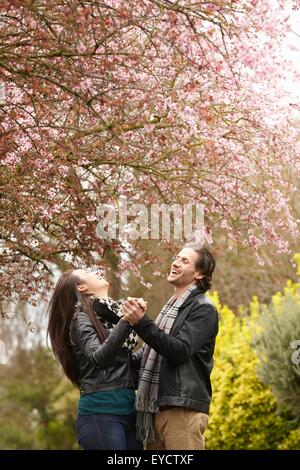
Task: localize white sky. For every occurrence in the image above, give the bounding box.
[282,9,300,105]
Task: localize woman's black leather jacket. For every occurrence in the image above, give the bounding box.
[69,299,136,395]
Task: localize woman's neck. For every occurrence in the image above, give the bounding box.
[93,289,109,299]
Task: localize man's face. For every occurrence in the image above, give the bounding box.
[167,248,203,287]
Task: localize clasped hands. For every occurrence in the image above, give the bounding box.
[122,297,147,325]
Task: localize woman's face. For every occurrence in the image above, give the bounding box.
[74,269,110,296]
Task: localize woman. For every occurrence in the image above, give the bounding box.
[47,268,144,450]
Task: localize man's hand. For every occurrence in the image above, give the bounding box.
[122,297,147,325]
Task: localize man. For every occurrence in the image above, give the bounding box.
[122,243,218,450]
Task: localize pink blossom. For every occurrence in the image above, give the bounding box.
[77,42,87,54]
[144,124,155,134]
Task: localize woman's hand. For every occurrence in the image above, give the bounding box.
[122,297,147,325]
[135,297,147,312]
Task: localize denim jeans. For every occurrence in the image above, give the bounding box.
[76,413,143,450]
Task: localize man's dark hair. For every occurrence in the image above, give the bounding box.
[185,243,216,292]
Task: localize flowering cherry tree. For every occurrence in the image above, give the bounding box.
[0,0,300,304]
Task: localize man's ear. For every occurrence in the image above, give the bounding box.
[195,272,203,281]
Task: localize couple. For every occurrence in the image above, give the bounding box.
[47,242,218,450]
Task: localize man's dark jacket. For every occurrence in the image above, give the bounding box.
[132,287,219,415]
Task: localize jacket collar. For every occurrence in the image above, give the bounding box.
[177,286,205,310]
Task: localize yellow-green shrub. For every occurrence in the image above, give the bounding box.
[205,290,299,449]
[252,278,300,422]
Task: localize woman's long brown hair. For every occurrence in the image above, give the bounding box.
[47,270,108,387]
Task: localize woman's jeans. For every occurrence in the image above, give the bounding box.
[76,413,143,450]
